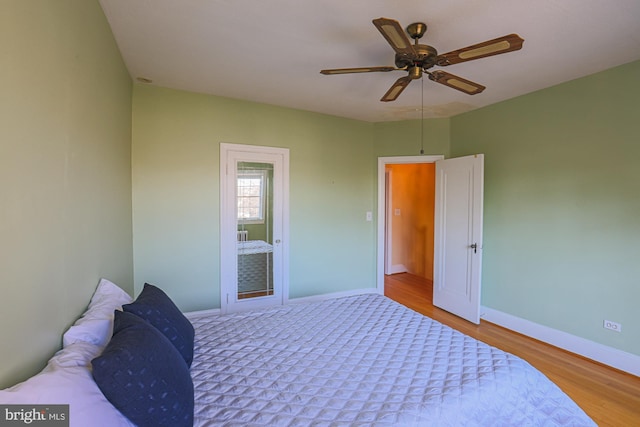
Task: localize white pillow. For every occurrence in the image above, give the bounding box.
[0,343,135,427]
[62,279,132,348]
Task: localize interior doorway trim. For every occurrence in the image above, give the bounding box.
[376,155,444,293]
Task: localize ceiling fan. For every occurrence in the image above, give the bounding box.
[320,18,524,102]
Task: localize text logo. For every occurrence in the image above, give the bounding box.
[0,405,68,427]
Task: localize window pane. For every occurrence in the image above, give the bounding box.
[237,170,266,222]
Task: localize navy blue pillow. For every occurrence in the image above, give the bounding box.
[123,283,195,367]
[92,311,193,427]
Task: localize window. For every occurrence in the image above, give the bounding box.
[237,170,266,224]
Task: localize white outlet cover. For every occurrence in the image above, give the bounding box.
[603,320,622,332]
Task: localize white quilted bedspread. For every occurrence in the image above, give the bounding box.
[189,294,595,426]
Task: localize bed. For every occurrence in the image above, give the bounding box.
[1,281,596,426]
[189,293,595,426]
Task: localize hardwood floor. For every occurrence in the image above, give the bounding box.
[384,273,640,427]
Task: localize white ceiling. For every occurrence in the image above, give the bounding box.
[99,0,640,122]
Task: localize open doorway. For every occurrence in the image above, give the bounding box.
[385,163,436,281]
[376,155,443,293]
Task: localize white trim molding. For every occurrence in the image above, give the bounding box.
[482,306,640,377]
[387,264,408,275]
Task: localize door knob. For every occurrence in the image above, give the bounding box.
[470,243,477,253]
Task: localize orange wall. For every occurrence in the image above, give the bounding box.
[387,163,435,280]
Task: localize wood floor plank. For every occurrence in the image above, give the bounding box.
[384,273,640,426]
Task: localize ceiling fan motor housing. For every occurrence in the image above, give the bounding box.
[394,44,438,70]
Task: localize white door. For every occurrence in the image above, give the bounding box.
[433,154,484,324]
[220,143,289,313]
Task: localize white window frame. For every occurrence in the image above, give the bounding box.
[237,169,267,224]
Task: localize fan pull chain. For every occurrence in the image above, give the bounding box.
[420,79,425,155]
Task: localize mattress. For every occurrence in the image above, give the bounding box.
[189,294,595,426]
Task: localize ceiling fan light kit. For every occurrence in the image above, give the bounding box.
[320,17,524,102]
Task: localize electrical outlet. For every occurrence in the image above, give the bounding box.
[603,320,622,332]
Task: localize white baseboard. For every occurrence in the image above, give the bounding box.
[481,306,640,377]
[387,264,407,275]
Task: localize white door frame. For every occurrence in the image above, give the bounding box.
[376,155,443,293]
[384,169,399,275]
[220,143,290,313]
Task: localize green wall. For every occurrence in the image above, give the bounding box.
[0,0,133,388]
[132,85,377,310]
[451,60,640,355]
[373,118,450,158]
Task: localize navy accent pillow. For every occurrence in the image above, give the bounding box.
[123,283,195,367]
[92,311,194,427]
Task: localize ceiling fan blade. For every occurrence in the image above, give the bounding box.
[428,71,485,95]
[372,18,416,56]
[436,34,524,66]
[381,76,412,102]
[320,66,397,75]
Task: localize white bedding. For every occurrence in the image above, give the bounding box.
[237,240,273,255]
[189,294,595,426]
